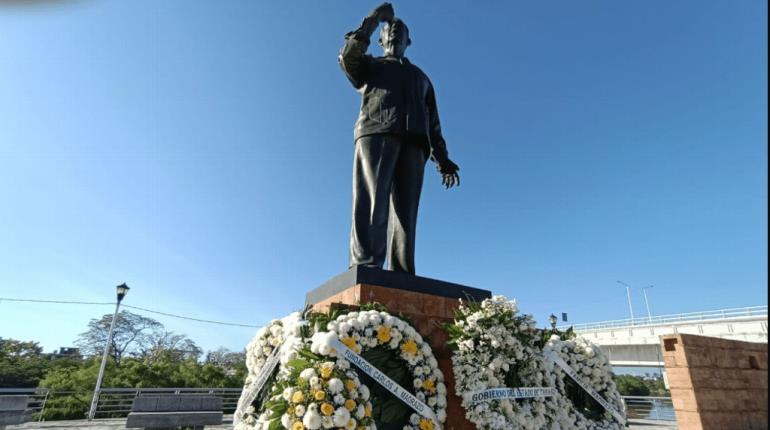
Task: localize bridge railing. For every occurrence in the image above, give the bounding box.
[563,305,768,332]
[0,387,243,421]
[622,396,676,422]
[92,387,242,418]
[3,388,677,424]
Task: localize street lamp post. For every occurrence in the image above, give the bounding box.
[549,314,558,329]
[616,280,635,325]
[642,285,654,322]
[87,283,129,421]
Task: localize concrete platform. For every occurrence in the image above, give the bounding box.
[5,417,675,429]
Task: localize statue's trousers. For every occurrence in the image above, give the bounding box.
[349,134,426,274]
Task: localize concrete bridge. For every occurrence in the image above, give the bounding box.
[563,306,768,367]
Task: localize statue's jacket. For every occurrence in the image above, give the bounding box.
[339,30,450,164]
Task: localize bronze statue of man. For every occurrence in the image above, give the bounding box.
[340,3,460,275]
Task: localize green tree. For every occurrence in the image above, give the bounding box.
[642,374,669,396]
[0,338,50,387]
[75,311,162,365]
[75,311,200,365]
[37,357,102,420]
[614,374,651,396]
[205,347,247,384]
[15,311,248,420]
[38,351,247,419]
[140,330,203,362]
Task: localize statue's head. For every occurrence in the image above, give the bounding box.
[379,18,411,58]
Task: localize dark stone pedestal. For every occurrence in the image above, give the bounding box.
[306,267,492,430]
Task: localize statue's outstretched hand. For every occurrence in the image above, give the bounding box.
[370,2,395,22]
[438,159,460,189]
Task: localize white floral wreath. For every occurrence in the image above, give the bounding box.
[543,336,625,430]
[264,355,376,430]
[449,296,564,429]
[235,312,305,430]
[310,309,448,430]
[449,296,626,430]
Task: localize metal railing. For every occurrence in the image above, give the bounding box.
[622,396,676,422]
[92,387,242,418]
[0,387,242,420]
[563,305,768,332]
[0,388,50,421]
[4,388,675,424]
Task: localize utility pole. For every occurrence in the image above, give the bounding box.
[616,280,635,325]
[88,283,130,421]
[642,285,654,322]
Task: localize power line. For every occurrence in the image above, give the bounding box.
[0,297,262,329]
[123,304,261,328]
[0,297,114,306]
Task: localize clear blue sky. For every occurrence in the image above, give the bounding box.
[0,1,767,355]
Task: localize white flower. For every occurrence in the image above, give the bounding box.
[310,376,321,389]
[282,387,295,401]
[345,418,357,430]
[300,368,316,380]
[337,358,350,370]
[359,384,370,401]
[294,404,306,417]
[281,413,292,428]
[302,409,322,429]
[428,357,438,368]
[332,407,350,427]
[328,378,344,394]
[310,331,339,356]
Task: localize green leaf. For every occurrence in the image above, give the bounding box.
[286,358,310,370]
[268,416,284,430]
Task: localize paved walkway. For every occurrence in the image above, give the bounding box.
[6,416,234,429]
[7,417,676,429]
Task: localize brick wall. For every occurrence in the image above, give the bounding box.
[662,333,768,430]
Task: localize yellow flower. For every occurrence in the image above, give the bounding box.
[423,378,436,393]
[291,391,304,404]
[377,325,392,343]
[401,340,418,356]
[419,418,434,430]
[287,406,295,415]
[365,404,372,417]
[292,422,305,430]
[345,379,357,391]
[342,336,358,350]
[344,399,357,411]
[321,402,335,416]
[320,364,334,379]
[314,390,326,401]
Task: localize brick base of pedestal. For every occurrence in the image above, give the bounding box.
[306,267,492,430]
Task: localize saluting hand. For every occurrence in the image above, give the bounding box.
[370,2,395,23]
